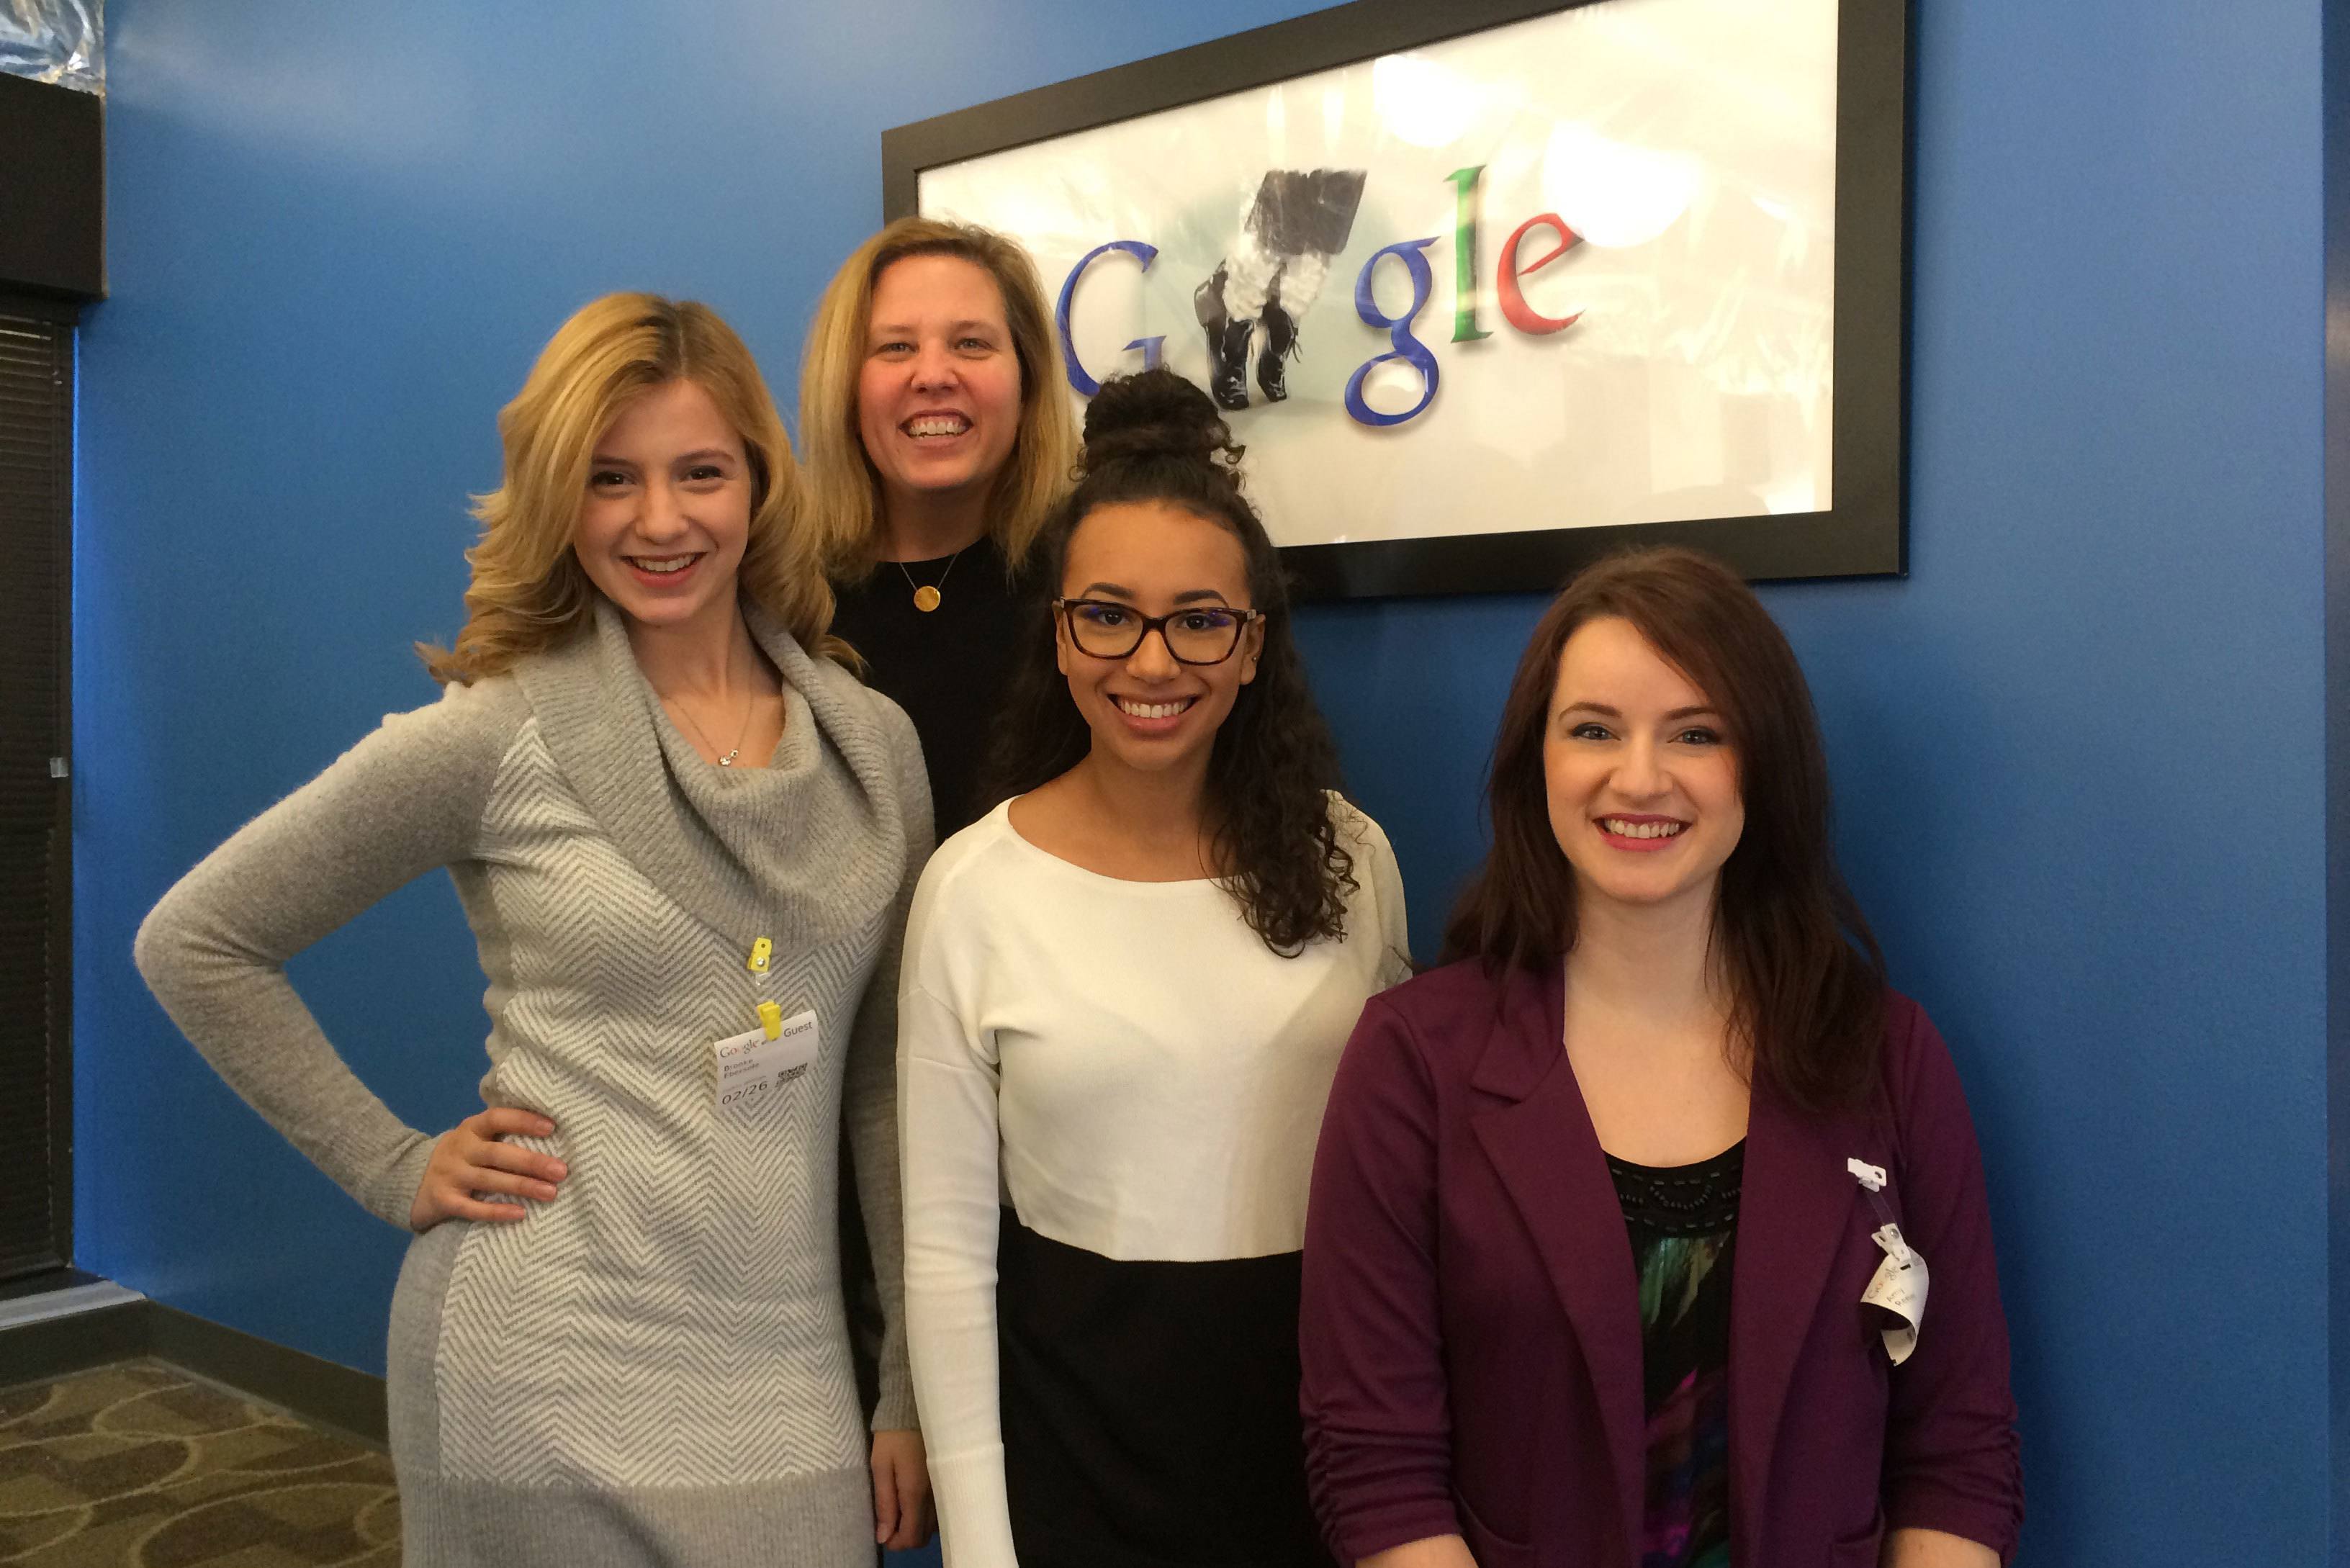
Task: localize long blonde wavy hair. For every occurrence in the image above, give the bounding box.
[420,293,837,684]
[798,218,1079,577]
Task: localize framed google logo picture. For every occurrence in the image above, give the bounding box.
[884,0,1906,601]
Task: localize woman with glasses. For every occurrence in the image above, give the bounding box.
[898,367,1412,1568]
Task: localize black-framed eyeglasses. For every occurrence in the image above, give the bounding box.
[1053,598,1264,665]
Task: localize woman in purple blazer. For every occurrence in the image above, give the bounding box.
[1300,549,2020,1568]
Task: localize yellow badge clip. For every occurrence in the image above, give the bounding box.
[747,937,773,975]
[757,1001,783,1040]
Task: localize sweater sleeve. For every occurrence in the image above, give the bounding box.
[1880,1000,2025,1561]
[898,859,1018,1568]
[131,677,528,1230]
[1300,993,1463,1563]
[843,695,934,1433]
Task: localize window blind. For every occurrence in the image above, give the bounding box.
[0,301,73,1281]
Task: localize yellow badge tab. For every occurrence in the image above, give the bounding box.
[757,1001,783,1040]
[747,937,773,975]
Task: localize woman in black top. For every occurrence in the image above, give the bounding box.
[798,220,1080,1537]
[800,217,1080,839]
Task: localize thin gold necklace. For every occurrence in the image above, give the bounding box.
[668,687,755,767]
[896,544,967,613]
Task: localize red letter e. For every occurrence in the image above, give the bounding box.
[1497,213,1583,335]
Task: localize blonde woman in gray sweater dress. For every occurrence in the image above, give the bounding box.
[135,294,933,1566]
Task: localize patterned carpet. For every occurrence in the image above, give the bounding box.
[0,1359,397,1566]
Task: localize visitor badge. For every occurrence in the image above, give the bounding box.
[711,1008,819,1119]
[1863,1223,1928,1366]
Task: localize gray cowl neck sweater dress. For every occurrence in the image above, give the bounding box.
[135,597,932,1567]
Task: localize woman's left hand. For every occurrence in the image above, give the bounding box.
[870,1428,933,1551]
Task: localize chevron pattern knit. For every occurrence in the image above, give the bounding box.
[137,598,932,1567]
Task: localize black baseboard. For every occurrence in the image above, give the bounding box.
[0,1300,148,1387]
[146,1302,389,1446]
[0,1297,388,1447]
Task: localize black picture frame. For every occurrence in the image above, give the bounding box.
[883,0,1909,600]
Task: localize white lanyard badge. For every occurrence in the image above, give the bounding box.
[1847,1157,1928,1365]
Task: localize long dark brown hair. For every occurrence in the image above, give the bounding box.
[1440,547,1886,1111]
[981,369,1356,955]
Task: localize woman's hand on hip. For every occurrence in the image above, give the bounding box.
[408,1109,566,1233]
[870,1427,933,1551]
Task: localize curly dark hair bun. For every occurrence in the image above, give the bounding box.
[1079,367,1245,475]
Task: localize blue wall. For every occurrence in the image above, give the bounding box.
[74,1,2329,1562]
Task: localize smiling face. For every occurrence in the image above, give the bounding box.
[1056,500,1264,784]
[856,253,1024,526]
[1543,616,1745,919]
[570,378,753,637]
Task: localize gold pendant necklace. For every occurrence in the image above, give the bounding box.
[670,689,755,767]
[896,545,967,613]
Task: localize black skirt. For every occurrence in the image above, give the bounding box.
[997,1208,1334,1568]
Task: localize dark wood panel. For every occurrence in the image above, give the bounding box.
[0,76,102,301]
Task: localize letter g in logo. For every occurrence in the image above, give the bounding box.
[1346,237,1441,428]
[1056,240,1165,397]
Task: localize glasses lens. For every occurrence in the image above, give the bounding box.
[1067,602,1142,657]
[1163,609,1242,663]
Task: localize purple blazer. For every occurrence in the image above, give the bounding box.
[1300,959,2022,1568]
